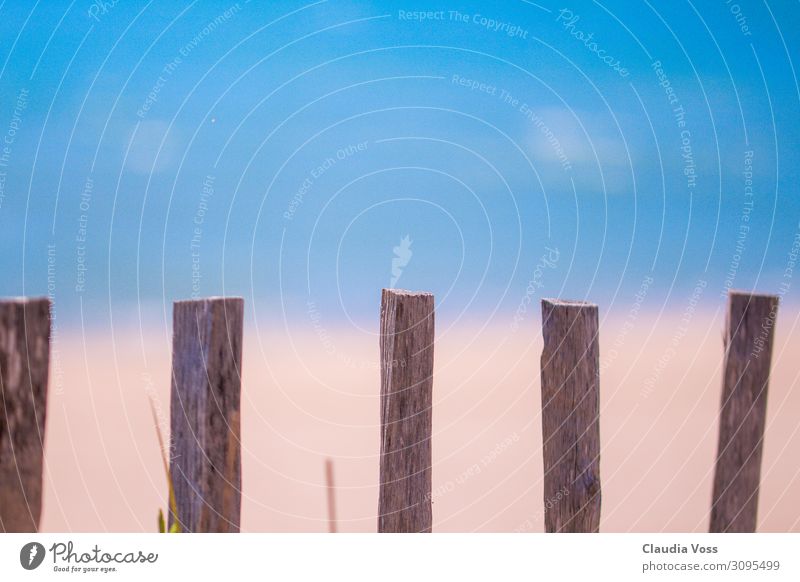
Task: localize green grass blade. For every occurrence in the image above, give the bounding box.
[148,394,181,533]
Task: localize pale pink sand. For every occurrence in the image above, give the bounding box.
[40,307,800,532]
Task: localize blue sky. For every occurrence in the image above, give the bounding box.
[0,0,798,327]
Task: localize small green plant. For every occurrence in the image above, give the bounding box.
[148,396,181,533]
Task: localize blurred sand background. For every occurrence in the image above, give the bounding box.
[39,306,800,532]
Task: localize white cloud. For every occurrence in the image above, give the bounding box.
[124,120,179,175]
[524,107,636,193]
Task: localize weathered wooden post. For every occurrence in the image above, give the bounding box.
[540,299,601,532]
[325,458,337,533]
[0,297,50,533]
[378,289,434,533]
[169,297,243,532]
[710,290,778,532]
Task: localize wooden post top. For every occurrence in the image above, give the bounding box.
[382,289,433,297]
[727,289,779,300]
[542,298,597,308]
[173,296,244,305]
[0,296,50,305]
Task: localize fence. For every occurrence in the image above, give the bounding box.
[0,288,780,533]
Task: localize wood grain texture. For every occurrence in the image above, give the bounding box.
[169,297,243,533]
[0,297,50,533]
[710,290,779,533]
[540,299,601,533]
[378,289,434,533]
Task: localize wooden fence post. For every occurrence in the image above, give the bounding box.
[540,299,601,532]
[325,458,337,533]
[169,297,243,532]
[378,289,434,533]
[0,297,50,533]
[710,290,778,532]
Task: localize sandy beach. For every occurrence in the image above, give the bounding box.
[39,306,800,532]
